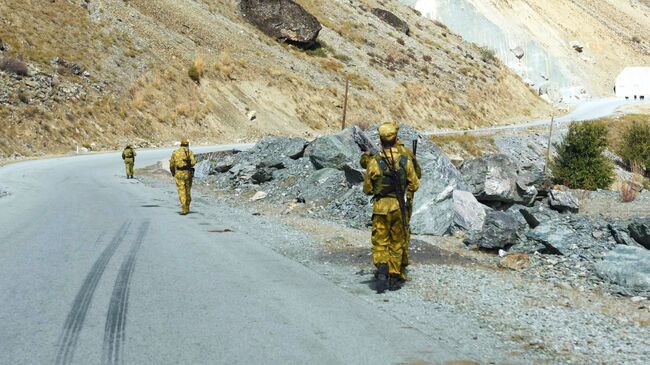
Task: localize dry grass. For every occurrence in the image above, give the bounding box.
[430,134,496,157]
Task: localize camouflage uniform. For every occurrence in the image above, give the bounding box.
[363,123,419,292]
[122,145,136,179]
[360,134,421,271]
[169,140,197,215]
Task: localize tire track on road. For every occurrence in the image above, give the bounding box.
[102,220,150,365]
[55,221,132,365]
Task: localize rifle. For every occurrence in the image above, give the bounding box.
[412,139,418,163]
[184,148,195,180]
[382,149,409,240]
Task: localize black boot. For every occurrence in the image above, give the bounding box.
[388,275,403,291]
[376,264,388,294]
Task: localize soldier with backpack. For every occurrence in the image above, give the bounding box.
[363,123,420,293]
[169,139,197,215]
[121,144,136,179]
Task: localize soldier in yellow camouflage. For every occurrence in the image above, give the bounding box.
[360,123,421,274]
[121,144,136,179]
[363,123,419,293]
[169,139,197,215]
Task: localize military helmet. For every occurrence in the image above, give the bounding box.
[180,138,189,146]
[378,123,398,142]
[392,121,401,132]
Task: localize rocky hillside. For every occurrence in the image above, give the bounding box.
[0,0,549,158]
[406,0,650,100]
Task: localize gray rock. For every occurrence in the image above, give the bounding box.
[349,126,378,154]
[628,219,650,250]
[257,158,285,169]
[460,154,524,205]
[342,163,364,185]
[193,160,212,179]
[298,168,348,203]
[214,153,238,173]
[252,168,274,184]
[526,220,576,255]
[240,0,322,46]
[410,142,467,235]
[596,245,650,292]
[371,8,410,35]
[510,46,524,59]
[305,131,360,170]
[608,223,639,247]
[549,189,580,213]
[465,211,519,250]
[251,136,307,160]
[453,190,486,232]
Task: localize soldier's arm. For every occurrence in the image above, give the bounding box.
[363,159,380,196]
[189,151,197,167]
[359,153,371,169]
[406,159,420,193]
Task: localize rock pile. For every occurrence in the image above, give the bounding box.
[195,126,650,296]
[197,125,484,235]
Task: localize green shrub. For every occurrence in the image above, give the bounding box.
[618,121,650,170]
[479,47,496,63]
[551,121,614,190]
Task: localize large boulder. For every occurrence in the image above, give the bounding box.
[193,160,212,179]
[410,142,468,235]
[460,154,526,205]
[549,188,580,213]
[371,8,410,35]
[298,168,348,203]
[596,245,650,293]
[465,211,519,250]
[526,221,574,255]
[240,0,322,46]
[628,219,650,250]
[453,190,486,232]
[305,131,360,170]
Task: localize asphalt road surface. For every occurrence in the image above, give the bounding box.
[431,97,635,136]
[0,146,469,365]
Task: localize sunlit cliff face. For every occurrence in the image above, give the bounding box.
[414,0,438,19]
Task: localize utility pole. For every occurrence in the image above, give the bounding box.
[341,78,349,130]
[543,113,555,174]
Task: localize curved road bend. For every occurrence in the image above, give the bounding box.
[431,97,635,136]
[1,146,472,365]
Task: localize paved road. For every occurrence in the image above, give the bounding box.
[431,97,635,136]
[0,146,468,365]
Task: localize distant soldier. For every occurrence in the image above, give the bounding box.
[363,123,420,293]
[169,139,197,215]
[121,144,136,179]
[360,122,421,274]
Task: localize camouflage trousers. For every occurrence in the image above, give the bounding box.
[124,158,134,178]
[371,209,406,276]
[174,171,193,214]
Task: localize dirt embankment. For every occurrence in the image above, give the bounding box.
[0,0,549,159]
